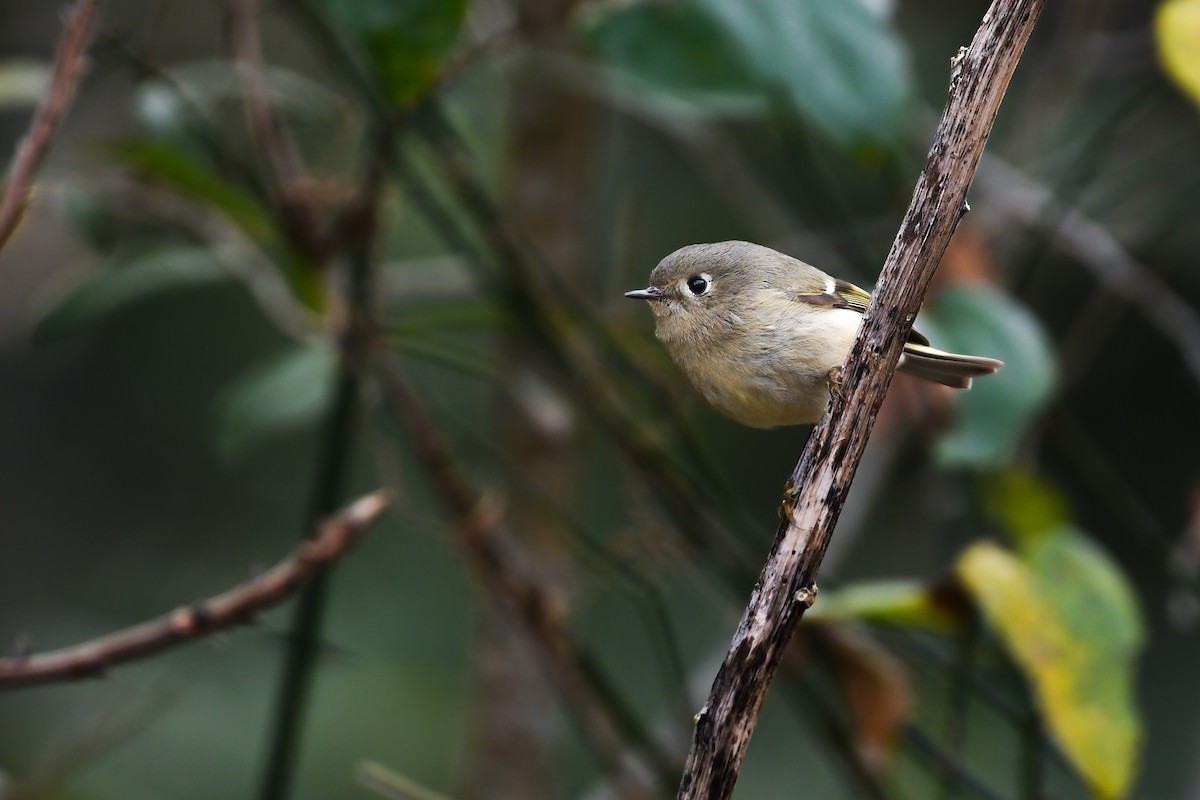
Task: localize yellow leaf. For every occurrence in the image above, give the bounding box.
[956,539,1142,799]
[1156,0,1200,106]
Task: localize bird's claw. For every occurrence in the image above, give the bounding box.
[778,476,800,527]
[826,366,845,400]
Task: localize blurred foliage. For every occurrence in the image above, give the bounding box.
[924,286,1057,467]
[581,0,912,144]
[958,536,1142,799]
[1,0,1199,799]
[1156,0,1200,106]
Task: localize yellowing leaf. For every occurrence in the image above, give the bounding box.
[956,538,1143,799]
[1156,0,1200,106]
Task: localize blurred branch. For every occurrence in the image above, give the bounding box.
[979,156,1200,390]
[374,354,675,797]
[400,111,757,580]
[901,725,1008,800]
[358,761,458,800]
[228,0,328,261]
[939,615,982,800]
[1020,709,1046,800]
[0,0,101,250]
[676,3,1046,798]
[257,119,393,800]
[0,491,390,692]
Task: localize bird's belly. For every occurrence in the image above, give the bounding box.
[680,345,839,428]
[665,308,861,428]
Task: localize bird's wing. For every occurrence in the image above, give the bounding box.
[792,279,930,346]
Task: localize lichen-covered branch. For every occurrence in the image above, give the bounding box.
[676,2,1047,797]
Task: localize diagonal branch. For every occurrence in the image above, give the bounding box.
[0,0,101,250]
[675,2,1047,798]
[0,490,391,692]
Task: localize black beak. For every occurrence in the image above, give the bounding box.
[624,287,664,301]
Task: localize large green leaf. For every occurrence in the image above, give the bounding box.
[320,0,470,106]
[214,342,335,459]
[924,286,1056,467]
[956,535,1143,798]
[35,246,231,342]
[580,0,912,145]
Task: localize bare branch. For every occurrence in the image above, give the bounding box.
[676,2,1047,798]
[0,490,391,691]
[0,0,101,250]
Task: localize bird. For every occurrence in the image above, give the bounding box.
[624,240,1003,427]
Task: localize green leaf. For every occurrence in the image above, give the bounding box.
[320,0,470,105]
[35,247,231,342]
[983,469,1073,550]
[1156,0,1200,108]
[580,0,912,145]
[924,286,1056,467]
[699,0,911,144]
[805,579,961,631]
[105,139,275,243]
[214,342,335,459]
[579,3,767,115]
[0,60,49,108]
[956,535,1143,798]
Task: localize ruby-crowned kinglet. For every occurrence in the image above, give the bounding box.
[625,241,1003,427]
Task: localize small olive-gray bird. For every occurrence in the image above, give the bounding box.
[625,241,1003,427]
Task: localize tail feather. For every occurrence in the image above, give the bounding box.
[898,342,1003,389]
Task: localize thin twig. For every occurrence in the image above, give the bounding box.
[902,725,1009,800]
[357,761,459,800]
[1020,709,1046,800]
[375,354,675,798]
[0,0,102,250]
[979,155,1200,390]
[0,491,390,691]
[396,128,757,582]
[675,3,1047,798]
[939,614,982,800]
[228,0,328,261]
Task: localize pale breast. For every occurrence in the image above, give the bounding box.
[669,305,861,427]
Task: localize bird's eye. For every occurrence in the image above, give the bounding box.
[686,276,709,295]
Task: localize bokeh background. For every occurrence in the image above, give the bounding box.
[1,0,1199,798]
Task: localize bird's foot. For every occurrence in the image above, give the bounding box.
[778,476,800,527]
[826,366,845,400]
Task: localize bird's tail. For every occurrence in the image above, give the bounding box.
[898,342,1004,389]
